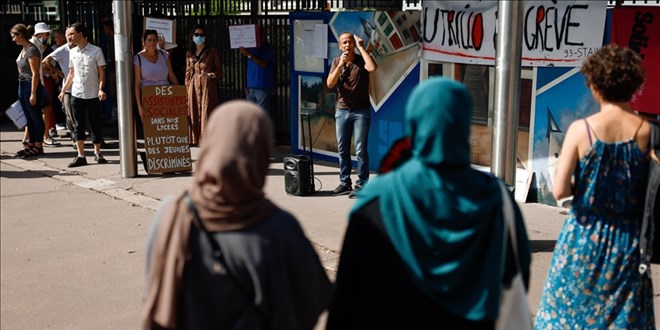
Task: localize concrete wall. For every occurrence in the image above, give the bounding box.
[470,125,529,169]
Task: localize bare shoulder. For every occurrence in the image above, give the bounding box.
[564,118,593,156]
[565,119,587,139]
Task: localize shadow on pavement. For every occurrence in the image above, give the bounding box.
[0,168,63,179]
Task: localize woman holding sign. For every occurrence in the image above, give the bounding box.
[10,23,46,158]
[134,29,181,172]
[185,24,221,146]
[134,29,180,119]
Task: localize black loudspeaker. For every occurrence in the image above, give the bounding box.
[284,155,313,196]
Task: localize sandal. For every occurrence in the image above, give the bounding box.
[16,141,31,157]
[15,147,30,157]
[22,146,44,158]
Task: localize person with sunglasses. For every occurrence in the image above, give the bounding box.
[185,24,221,146]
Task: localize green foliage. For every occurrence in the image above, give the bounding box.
[186,0,247,15]
[216,0,248,15]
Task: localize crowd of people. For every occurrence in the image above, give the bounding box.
[9,20,269,164]
[140,44,655,329]
[10,19,656,329]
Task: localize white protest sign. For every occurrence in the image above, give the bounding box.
[5,101,26,130]
[144,17,176,44]
[229,24,258,49]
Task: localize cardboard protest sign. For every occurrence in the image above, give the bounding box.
[144,17,177,50]
[141,85,192,174]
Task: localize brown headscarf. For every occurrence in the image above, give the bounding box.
[142,100,278,329]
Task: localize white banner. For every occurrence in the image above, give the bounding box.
[421,1,607,67]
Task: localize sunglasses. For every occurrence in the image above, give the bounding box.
[193,33,205,37]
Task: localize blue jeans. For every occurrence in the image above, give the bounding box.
[18,80,45,143]
[335,108,370,187]
[247,88,272,114]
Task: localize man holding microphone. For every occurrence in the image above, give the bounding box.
[326,32,377,198]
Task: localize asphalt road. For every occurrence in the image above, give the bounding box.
[2,119,659,328]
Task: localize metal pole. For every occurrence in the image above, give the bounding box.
[113,1,137,178]
[491,0,524,186]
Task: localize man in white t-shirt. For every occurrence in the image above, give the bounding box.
[58,22,108,167]
[43,26,76,148]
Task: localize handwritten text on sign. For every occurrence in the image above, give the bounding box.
[229,24,258,49]
[144,17,176,43]
[142,85,192,174]
[421,1,607,67]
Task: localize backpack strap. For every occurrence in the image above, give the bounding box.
[652,121,660,156]
[182,191,271,326]
[632,118,645,141]
[639,121,660,274]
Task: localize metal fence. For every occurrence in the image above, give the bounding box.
[4,0,657,140]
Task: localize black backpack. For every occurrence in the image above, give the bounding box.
[639,121,660,274]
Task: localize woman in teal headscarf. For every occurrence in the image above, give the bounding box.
[326,78,531,329]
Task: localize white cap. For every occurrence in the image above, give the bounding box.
[34,22,51,35]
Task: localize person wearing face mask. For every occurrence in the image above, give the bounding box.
[185,24,221,146]
[30,22,61,147]
[46,29,68,134]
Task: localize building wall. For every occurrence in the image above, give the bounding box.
[470,125,529,169]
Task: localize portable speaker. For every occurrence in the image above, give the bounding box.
[284,155,313,196]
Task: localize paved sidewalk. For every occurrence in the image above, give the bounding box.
[2,119,659,328]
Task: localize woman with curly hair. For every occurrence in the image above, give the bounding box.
[535,44,653,328]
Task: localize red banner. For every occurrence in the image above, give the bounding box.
[612,7,660,115]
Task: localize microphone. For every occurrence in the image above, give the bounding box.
[340,65,347,83]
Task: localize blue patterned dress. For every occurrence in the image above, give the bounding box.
[535,122,654,329]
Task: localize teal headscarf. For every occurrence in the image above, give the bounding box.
[351,78,506,321]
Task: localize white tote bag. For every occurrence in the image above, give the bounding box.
[495,181,533,330]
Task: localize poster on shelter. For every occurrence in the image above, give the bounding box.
[328,11,421,110]
[530,67,598,206]
[421,1,607,66]
[142,86,192,174]
[612,6,660,116]
[298,75,338,158]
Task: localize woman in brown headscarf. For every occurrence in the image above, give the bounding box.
[142,100,331,330]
